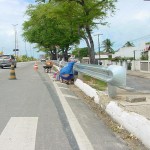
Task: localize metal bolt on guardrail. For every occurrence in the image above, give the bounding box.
[53,60,126,98]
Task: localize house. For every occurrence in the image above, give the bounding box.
[111,43,150,72]
[82,53,109,64]
[112,46,141,60]
[143,44,150,60]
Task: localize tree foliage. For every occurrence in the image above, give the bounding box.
[54,0,117,63]
[72,47,88,60]
[23,3,81,60]
[102,38,114,53]
[123,41,135,47]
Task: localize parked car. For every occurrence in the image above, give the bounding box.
[0,55,17,68]
[40,58,46,62]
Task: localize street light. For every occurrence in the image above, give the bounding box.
[94,33,103,62]
[12,24,18,57]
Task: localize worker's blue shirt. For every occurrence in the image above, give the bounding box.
[60,62,75,76]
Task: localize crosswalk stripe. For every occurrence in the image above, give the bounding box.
[0,117,38,150]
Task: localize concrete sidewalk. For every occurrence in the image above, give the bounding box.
[74,70,150,149]
[120,70,150,118]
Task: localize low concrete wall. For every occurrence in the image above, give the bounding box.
[131,61,140,71]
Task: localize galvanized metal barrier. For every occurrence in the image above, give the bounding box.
[53,60,126,97]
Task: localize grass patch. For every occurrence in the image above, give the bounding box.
[81,74,107,91]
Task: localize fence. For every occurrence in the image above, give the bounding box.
[140,61,150,72]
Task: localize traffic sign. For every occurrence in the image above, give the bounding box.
[13,49,19,51]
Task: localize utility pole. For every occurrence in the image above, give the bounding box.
[94,33,103,63]
[25,40,28,57]
[12,24,18,57]
[133,50,136,60]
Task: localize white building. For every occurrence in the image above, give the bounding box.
[82,53,109,64]
[112,46,141,60]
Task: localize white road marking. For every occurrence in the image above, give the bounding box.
[59,87,68,90]
[64,94,79,99]
[51,77,94,150]
[0,117,38,150]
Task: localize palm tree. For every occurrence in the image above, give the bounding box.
[102,39,114,54]
[123,41,134,47]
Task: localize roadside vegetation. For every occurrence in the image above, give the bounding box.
[16,55,37,62]
[78,74,107,91]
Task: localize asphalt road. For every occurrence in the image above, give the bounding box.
[0,62,130,150]
[127,75,150,92]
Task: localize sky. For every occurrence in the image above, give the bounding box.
[0,0,150,58]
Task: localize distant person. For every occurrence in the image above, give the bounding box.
[43,60,53,73]
[45,60,53,67]
[59,58,65,70]
[99,61,102,65]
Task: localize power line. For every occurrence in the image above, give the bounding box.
[112,34,150,50]
[130,34,150,42]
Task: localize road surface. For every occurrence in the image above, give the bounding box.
[0,62,133,150]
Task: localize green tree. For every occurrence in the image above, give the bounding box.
[22,3,80,61]
[123,41,135,47]
[34,0,117,63]
[141,52,148,60]
[72,47,88,60]
[102,39,114,53]
[24,0,117,63]
[53,0,117,63]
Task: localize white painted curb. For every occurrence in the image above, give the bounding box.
[74,79,150,149]
[75,79,99,104]
[106,101,150,149]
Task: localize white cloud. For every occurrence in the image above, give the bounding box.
[134,11,150,21]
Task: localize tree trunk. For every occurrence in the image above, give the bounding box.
[82,36,91,58]
[51,48,57,60]
[62,46,69,62]
[85,25,95,64]
[64,46,69,62]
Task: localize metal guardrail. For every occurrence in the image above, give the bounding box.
[73,63,126,87]
[53,60,126,97]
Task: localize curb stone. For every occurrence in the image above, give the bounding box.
[74,79,150,149]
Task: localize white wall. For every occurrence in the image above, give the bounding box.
[112,47,141,59]
[131,61,141,71]
[95,54,108,59]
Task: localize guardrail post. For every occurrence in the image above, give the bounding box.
[107,84,117,98]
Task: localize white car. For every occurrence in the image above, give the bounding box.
[40,58,46,62]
